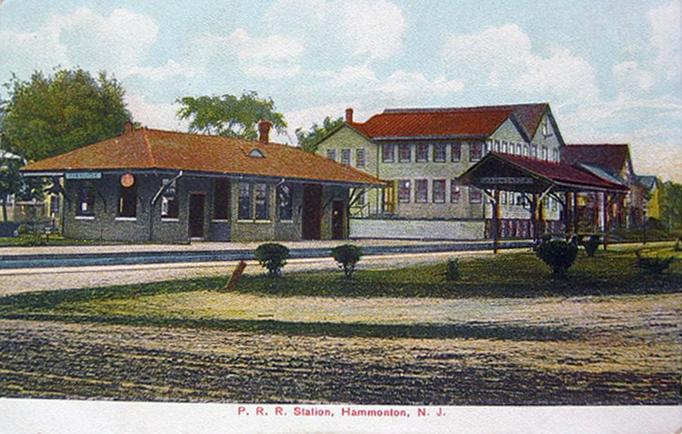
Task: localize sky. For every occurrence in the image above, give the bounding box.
[0,0,680,181]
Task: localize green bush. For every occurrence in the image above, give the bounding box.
[535,239,578,277]
[674,238,681,252]
[331,244,363,278]
[16,224,30,236]
[635,250,674,275]
[254,243,290,277]
[582,235,601,257]
[445,258,461,281]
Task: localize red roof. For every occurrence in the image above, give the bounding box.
[495,153,629,190]
[349,103,550,140]
[562,144,631,175]
[22,128,383,186]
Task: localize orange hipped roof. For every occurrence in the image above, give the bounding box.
[22,128,383,186]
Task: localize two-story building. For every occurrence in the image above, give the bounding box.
[315,103,564,240]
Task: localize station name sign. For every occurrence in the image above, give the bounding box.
[65,172,103,180]
[479,177,534,184]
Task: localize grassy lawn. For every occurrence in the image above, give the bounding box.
[0,243,679,336]
[0,235,121,247]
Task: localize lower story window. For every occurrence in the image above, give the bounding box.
[238,183,251,219]
[118,184,137,218]
[277,183,293,221]
[254,183,269,220]
[76,182,96,216]
[398,180,411,203]
[469,186,482,204]
[432,179,446,203]
[415,179,428,203]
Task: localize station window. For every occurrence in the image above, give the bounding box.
[277,183,293,221]
[213,178,230,220]
[118,183,137,218]
[432,180,446,203]
[76,182,96,217]
[254,183,269,220]
[398,180,411,203]
[415,179,428,203]
[238,183,251,220]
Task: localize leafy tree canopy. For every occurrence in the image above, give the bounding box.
[1,68,130,161]
[295,116,343,153]
[176,91,286,140]
[661,181,682,230]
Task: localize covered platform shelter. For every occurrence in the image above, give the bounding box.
[459,152,630,252]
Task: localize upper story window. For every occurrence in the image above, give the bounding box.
[542,118,551,136]
[451,143,461,162]
[523,145,529,157]
[470,142,483,161]
[341,148,351,165]
[326,149,336,161]
[277,183,293,221]
[118,183,137,218]
[356,148,366,168]
[552,148,559,162]
[382,144,395,163]
[398,143,411,162]
[416,144,429,162]
[432,180,446,203]
[502,141,509,154]
[469,186,482,204]
[398,180,411,203]
[76,182,96,217]
[415,179,428,203]
[450,180,461,203]
[494,140,501,152]
[161,178,179,219]
[516,143,522,155]
[213,178,230,220]
[433,143,447,162]
[541,146,548,160]
[531,144,538,159]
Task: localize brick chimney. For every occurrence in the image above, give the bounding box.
[258,119,272,143]
[345,107,354,123]
[123,120,134,134]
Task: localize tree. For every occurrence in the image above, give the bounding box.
[0,157,23,222]
[661,181,682,231]
[176,91,286,140]
[295,116,344,153]
[1,68,130,161]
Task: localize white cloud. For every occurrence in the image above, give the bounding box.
[0,7,160,79]
[647,0,682,80]
[125,93,186,131]
[266,0,405,60]
[441,24,598,102]
[375,71,464,99]
[197,29,304,79]
[612,61,655,91]
[127,59,199,81]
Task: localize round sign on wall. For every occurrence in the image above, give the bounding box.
[120,173,135,188]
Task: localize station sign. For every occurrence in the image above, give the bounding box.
[479,177,534,185]
[65,172,102,180]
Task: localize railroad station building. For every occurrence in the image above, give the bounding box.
[21,121,382,243]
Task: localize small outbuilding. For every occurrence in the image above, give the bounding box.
[21,121,383,243]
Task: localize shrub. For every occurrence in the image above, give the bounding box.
[16,224,30,236]
[445,258,460,281]
[254,243,289,277]
[331,244,363,279]
[635,250,674,275]
[675,238,681,252]
[535,239,578,277]
[582,235,601,257]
